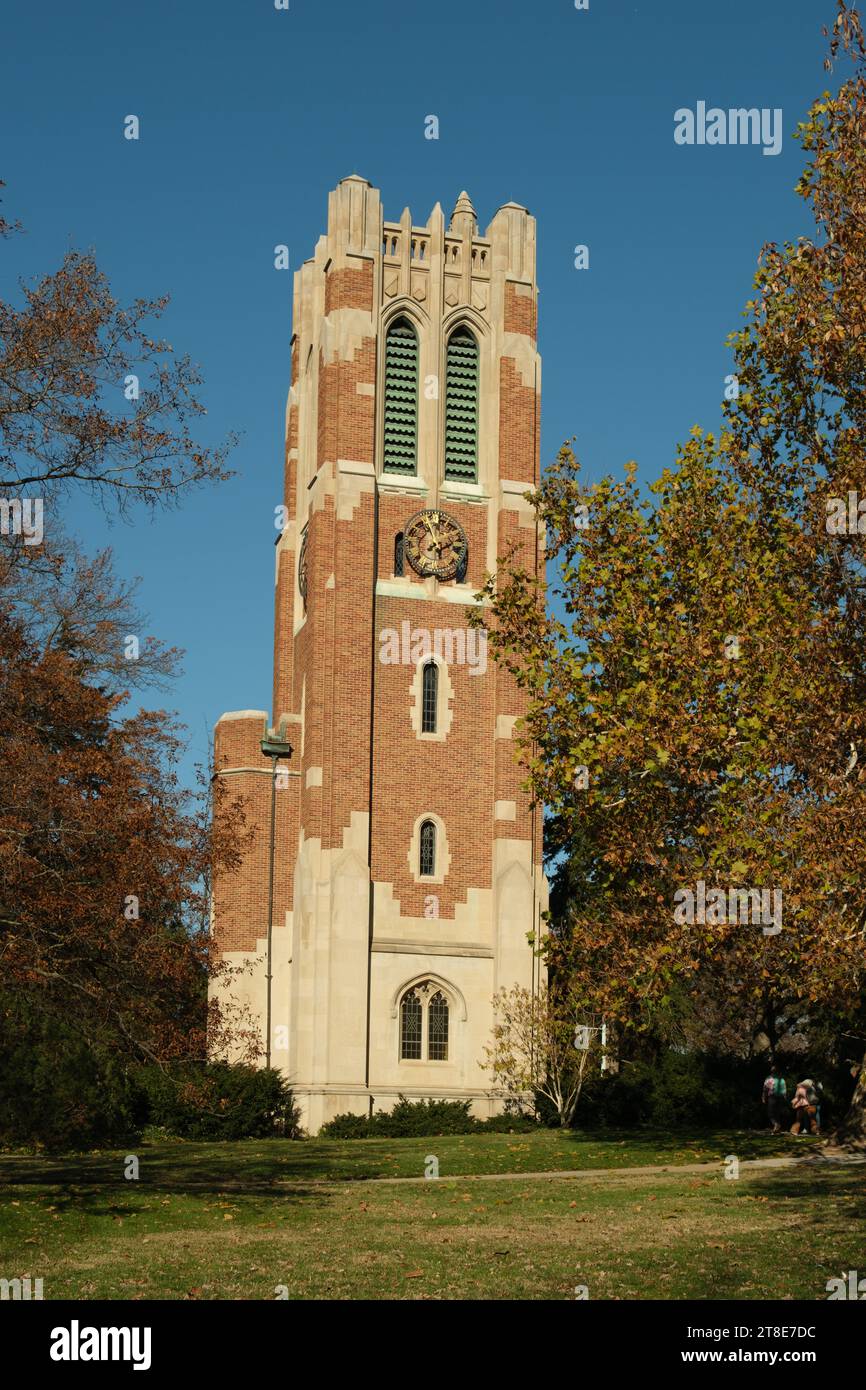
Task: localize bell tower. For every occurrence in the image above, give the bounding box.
[212,176,547,1133]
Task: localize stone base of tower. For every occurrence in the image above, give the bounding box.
[211,804,548,1134]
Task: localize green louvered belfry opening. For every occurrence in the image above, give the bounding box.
[444,327,479,482]
[383,318,419,474]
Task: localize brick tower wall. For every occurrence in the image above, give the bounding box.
[210,176,547,1121]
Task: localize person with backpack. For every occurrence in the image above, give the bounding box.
[762,1065,786,1133]
[790,1078,822,1135]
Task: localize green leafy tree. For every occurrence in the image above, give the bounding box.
[477,2,866,1142]
[483,984,604,1126]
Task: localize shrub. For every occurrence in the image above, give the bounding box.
[375,1097,476,1136]
[140,1062,301,1140]
[0,998,145,1150]
[475,1111,539,1133]
[319,1110,372,1140]
[0,991,302,1147]
[320,1096,540,1139]
[321,1096,476,1138]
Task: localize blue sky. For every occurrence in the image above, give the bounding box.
[1,0,830,787]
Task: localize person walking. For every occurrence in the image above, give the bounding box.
[791,1079,819,1136]
[802,1077,822,1135]
[762,1065,786,1133]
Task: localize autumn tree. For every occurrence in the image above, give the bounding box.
[0,183,255,1140]
[722,0,866,1137]
[1,532,182,693]
[0,606,254,1066]
[1,176,235,681]
[483,984,604,1126]
[0,249,235,514]
[477,3,866,1141]
[0,181,20,240]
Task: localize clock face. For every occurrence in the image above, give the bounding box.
[403,509,468,581]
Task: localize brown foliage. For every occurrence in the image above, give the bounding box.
[0,603,254,1064]
[0,242,235,512]
[477,4,866,1137]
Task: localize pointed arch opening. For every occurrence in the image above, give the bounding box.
[421,660,438,733]
[383,317,419,475]
[419,819,436,877]
[400,988,423,1060]
[397,980,454,1063]
[444,326,479,482]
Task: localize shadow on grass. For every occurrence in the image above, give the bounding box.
[0,1147,394,1190]
[0,1176,334,1216]
[555,1127,813,1168]
[0,1126,808,1194]
[741,1165,866,1214]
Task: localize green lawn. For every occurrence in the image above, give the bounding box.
[1,1130,862,1300]
[0,1126,802,1186]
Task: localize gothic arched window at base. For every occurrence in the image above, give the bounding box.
[428,991,449,1060]
[400,988,423,1060]
[399,982,449,1062]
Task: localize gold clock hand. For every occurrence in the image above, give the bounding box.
[424,516,442,553]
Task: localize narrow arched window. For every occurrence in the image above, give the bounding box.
[400,988,423,1060]
[394,532,404,577]
[428,991,449,1061]
[444,326,479,482]
[421,661,438,733]
[383,318,419,474]
[419,820,436,877]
